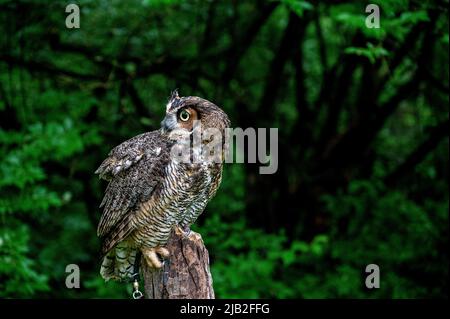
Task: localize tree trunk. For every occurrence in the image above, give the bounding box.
[142,227,215,299]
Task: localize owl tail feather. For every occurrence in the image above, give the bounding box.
[100,241,139,281]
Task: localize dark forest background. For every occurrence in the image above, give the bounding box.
[0,0,448,298]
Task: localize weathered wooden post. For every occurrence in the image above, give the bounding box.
[142,226,215,299]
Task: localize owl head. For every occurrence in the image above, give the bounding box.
[160,90,230,138]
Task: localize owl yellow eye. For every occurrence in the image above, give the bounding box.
[179,109,190,122]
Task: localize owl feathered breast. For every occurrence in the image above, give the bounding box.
[95,130,172,255]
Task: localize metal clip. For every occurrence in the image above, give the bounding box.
[132,279,143,299]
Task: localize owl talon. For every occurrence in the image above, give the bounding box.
[155,247,170,258]
[182,226,192,238]
[142,247,170,269]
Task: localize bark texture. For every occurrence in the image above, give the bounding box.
[142,227,215,299]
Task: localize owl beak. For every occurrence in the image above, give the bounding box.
[161,114,177,134]
[161,119,168,134]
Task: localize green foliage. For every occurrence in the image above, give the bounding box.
[0,224,49,297]
[279,0,313,17]
[201,213,331,298]
[318,180,448,298]
[345,43,389,64]
[200,176,447,298]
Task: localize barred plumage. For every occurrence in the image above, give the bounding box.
[96,91,230,281]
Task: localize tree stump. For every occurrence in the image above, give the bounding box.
[142,227,215,299]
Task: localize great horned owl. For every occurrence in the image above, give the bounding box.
[95,91,230,281]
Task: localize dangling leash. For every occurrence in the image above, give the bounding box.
[131,251,143,299]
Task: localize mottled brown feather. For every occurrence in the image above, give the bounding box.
[96,130,172,253]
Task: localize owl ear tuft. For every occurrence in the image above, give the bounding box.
[166,89,181,112]
[170,89,180,102]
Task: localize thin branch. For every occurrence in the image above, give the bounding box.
[323,72,422,169]
[292,16,311,150]
[0,79,20,130]
[222,1,279,83]
[375,21,427,97]
[320,12,437,169]
[385,119,449,186]
[313,6,328,72]
[126,80,151,120]
[258,12,305,122]
[200,0,218,53]
[316,50,363,156]
[423,68,449,94]
[313,32,364,132]
[0,54,106,81]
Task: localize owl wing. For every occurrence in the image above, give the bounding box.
[95,130,169,254]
